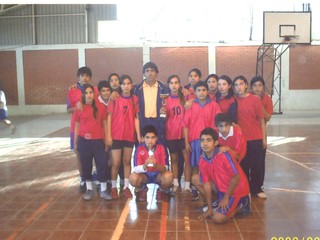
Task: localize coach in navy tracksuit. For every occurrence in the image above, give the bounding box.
[133,62,169,146]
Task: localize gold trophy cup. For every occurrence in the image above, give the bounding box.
[159,93,169,118]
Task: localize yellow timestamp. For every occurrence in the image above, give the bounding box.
[271,237,320,240]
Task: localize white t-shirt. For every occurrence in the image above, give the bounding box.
[0,90,8,111]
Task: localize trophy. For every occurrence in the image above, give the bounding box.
[159,93,169,118]
[147,146,155,167]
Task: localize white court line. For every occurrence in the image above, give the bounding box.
[268,187,320,194]
[267,152,320,155]
[267,149,320,173]
[111,199,131,240]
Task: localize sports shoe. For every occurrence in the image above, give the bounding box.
[236,196,251,217]
[192,189,200,201]
[156,188,170,203]
[83,189,93,200]
[122,187,133,199]
[256,192,267,199]
[79,180,86,193]
[99,190,112,200]
[135,187,148,202]
[111,187,118,199]
[202,200,219,212]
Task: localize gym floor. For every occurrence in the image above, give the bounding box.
[0,112,319,240]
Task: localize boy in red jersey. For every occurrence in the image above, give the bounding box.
[97,80,112,107]
[232,75,267,199]
[183,81,221,200]
[129,125,173,203]
[196,127,251,224]
[67,66,93,192]
[192,113,247,213]
[215,113,246,163]
[183,81,221,167]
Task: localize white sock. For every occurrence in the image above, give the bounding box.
[100,182,107,192]
[86,181,93,190]
[111,180,117,188]
[124,178,129,189]
[185,182,190,190]
[173,179,179,187]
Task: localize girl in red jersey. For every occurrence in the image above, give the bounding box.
[74,84,111,201]
[232,75,267,199]
[107,73,121,101]
[216,75,238,123]
[107,75,141,199]
[166,75,191,193]
[183,68,202,108]
[107,73,125,188]
[250,76,273,187]
[250,76,273,123]
[205,74,219,101]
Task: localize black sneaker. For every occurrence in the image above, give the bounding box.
[237,196,251,217]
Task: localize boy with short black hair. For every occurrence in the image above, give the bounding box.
[196,127,251,224]
[129,125,173,202]
[97,80,112,106]
[215,113,247,163]
[183,81,221,200]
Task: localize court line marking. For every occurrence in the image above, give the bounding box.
[267,152,320,155]
[160,202,168,240]
[6,198,52,240]
[268,187,320,194]
[267,149,320,173]
[111,199,131,240]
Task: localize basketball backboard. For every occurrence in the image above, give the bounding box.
[263,11,311,44]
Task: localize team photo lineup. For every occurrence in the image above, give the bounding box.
[67,61,273,224]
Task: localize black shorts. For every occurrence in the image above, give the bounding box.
[111,140,134,150]
[166,139,185,154]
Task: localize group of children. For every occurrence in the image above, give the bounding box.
[67,63,273,224]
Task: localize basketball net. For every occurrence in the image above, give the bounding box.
[282,35,300,48]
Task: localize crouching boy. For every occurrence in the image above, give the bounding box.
[194,127,251,224]
[129,125,173,202]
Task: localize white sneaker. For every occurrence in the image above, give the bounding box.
[83,189,93,200]
[100,190,112,200]
[257,192,267,199]
[202,200,218,212]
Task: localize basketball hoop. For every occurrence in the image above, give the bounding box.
[282,35,299,47]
